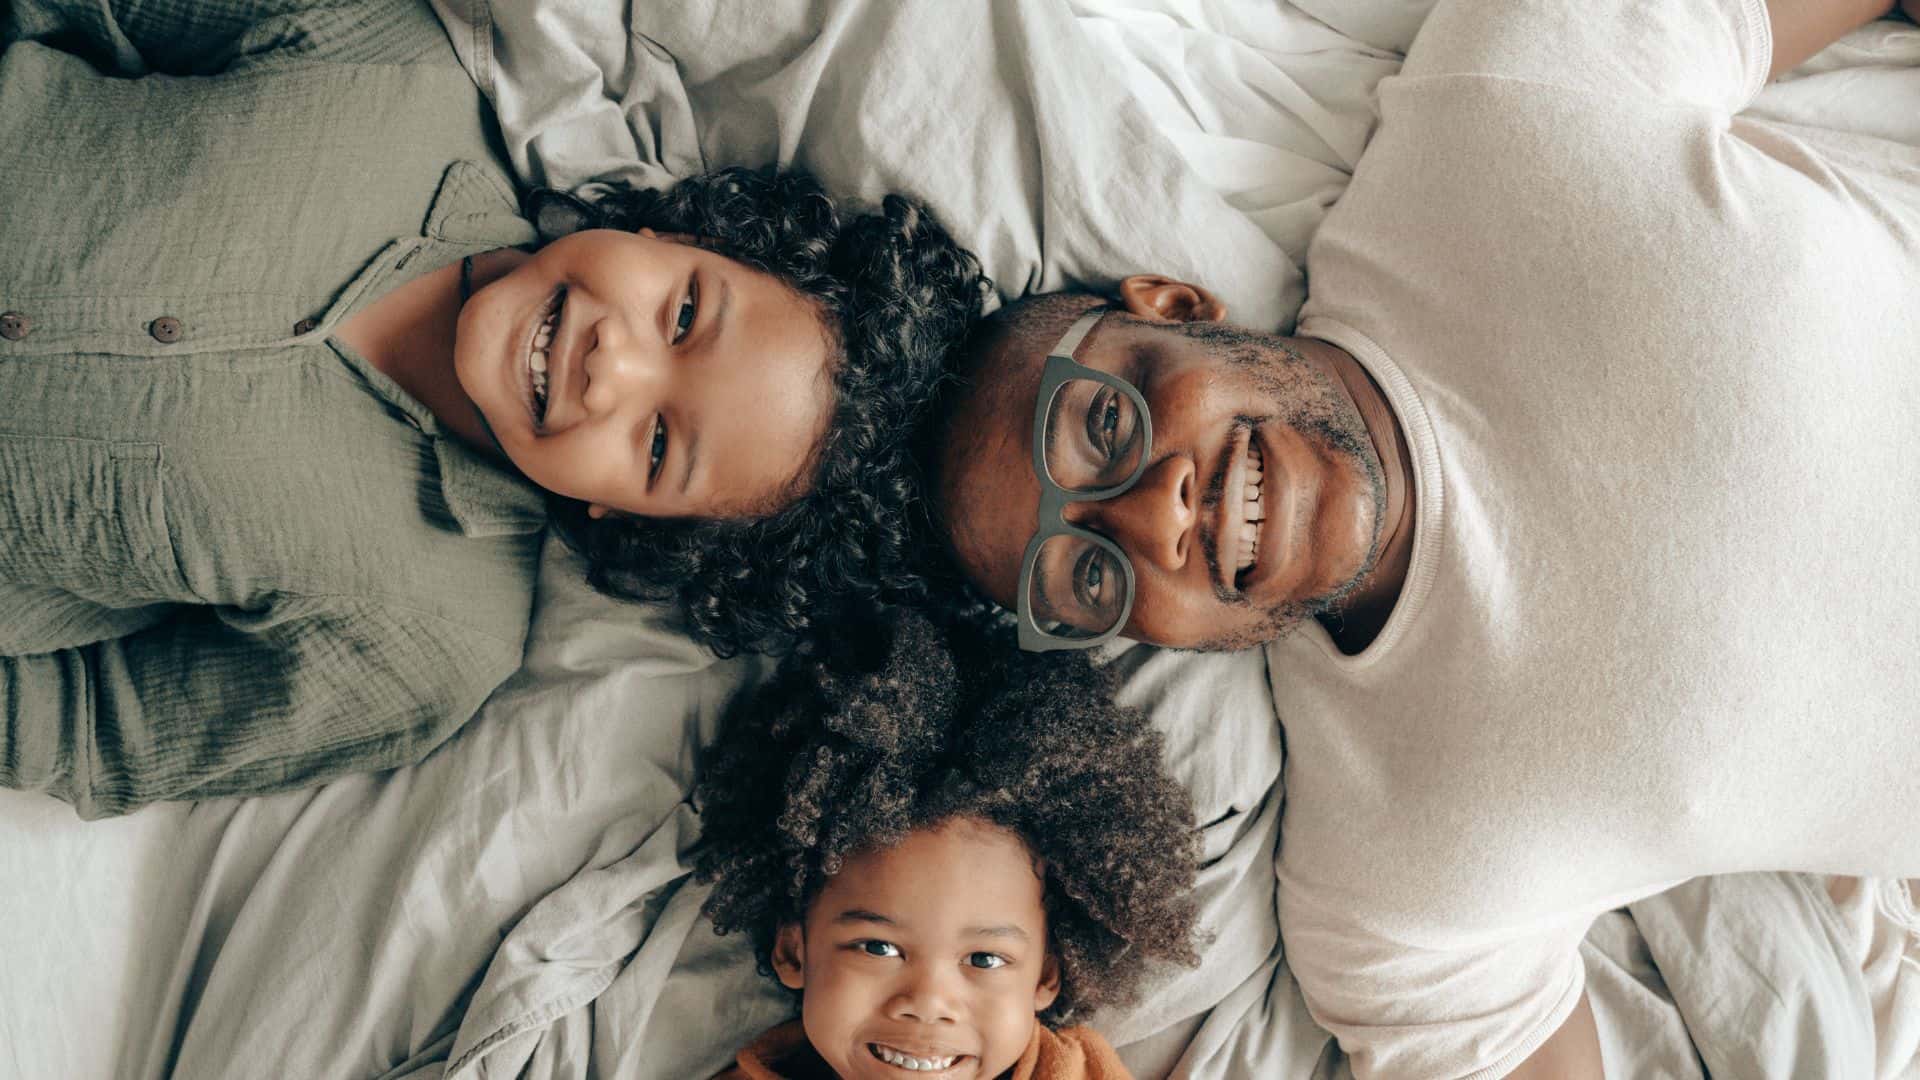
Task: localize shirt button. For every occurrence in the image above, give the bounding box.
[149,316,184,343]
[293,317,319,336]
[0,312,29,341]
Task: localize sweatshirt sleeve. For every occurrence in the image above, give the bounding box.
[3,0,450,77]
[1400,0,1772,113]
[1279,881,1590,1080]
[1,596,521,818]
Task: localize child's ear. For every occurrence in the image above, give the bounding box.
[1033,953,1062,1012]
[771,923,808,991]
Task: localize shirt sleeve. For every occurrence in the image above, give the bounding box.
[1278,884,1590,1080]
[0,597,521,818]
[1399,0,1773,113]
[3,0,449,77]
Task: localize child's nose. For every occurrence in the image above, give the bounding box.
[579,311,670,417]
[887,963,964,1024]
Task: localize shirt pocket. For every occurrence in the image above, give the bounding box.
[0,433,186,612]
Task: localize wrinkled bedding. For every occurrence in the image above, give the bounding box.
[6,2,1920,1078]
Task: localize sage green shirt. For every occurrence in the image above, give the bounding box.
[0,0,546,817]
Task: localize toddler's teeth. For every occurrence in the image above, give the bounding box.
[530,350,548,373]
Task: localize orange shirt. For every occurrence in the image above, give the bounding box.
[716,1020,1131,1080]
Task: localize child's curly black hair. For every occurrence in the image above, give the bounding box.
[693,610,1203,1026]
[546,166,990,658]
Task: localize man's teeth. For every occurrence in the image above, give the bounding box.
[1237,441,1265,574]
[872,1044,958,1071]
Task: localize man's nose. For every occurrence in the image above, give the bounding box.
[579,313,668,415]
[1071,455,1196,572]
[885,962,963,1025]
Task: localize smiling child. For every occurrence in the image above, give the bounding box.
[694,613,1203,1079]
[2,0,989,817]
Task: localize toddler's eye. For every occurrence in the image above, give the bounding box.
[965,952,1007,970]
[672,278,699,344]
[857,940,901,958]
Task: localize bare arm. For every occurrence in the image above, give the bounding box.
[1503,993,1605,1080]
[1765,0,1901,80]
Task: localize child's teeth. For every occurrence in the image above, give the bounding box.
[873,1045,956,1071]
[530,350,547,373]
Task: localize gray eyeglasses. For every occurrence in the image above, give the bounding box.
[1016,310,1155,652]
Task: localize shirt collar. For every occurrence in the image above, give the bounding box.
[358,161,548,537]
[328,337,548,539]
[425,160,538,246]
[434,436,549,536]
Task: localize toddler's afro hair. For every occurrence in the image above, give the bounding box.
[693,610,1202,1025]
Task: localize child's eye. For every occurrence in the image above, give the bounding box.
[648,415,668,481]
[672,277,699,344]
[965,952,1007,970]
[856,940,901,958]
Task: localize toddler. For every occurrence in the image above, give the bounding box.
[695,613,1203,1079]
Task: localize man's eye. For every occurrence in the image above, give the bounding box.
[1084,390,1114,454]
[1084,387,1133,462]
[648,415,668,480]
[857,940,901,958]
[965,952,1007,970]
[672,278,699,344]
[1074,546,1112,610]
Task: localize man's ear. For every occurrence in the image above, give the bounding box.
[1117,275,1228,325]
[772,923,808,991]
[1033,953,1062,1012]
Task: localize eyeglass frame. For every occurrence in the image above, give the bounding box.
[1014,310,1156,652]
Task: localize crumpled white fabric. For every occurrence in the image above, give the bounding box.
[1828,877,1920,1080]
[427,0,1303,329]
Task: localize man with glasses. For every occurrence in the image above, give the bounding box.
[984,287,1407,656]
[928,1,1920,1078]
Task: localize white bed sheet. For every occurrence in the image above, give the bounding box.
[6,2,1919,1078]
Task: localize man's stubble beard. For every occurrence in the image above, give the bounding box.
[1169,320,1388,652]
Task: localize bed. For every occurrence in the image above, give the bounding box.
[5,1,1919,1076]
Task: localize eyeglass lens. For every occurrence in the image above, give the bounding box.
[1027,533,1128,637]
[1026,377,1147,637]
[1040,376,1147,493]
